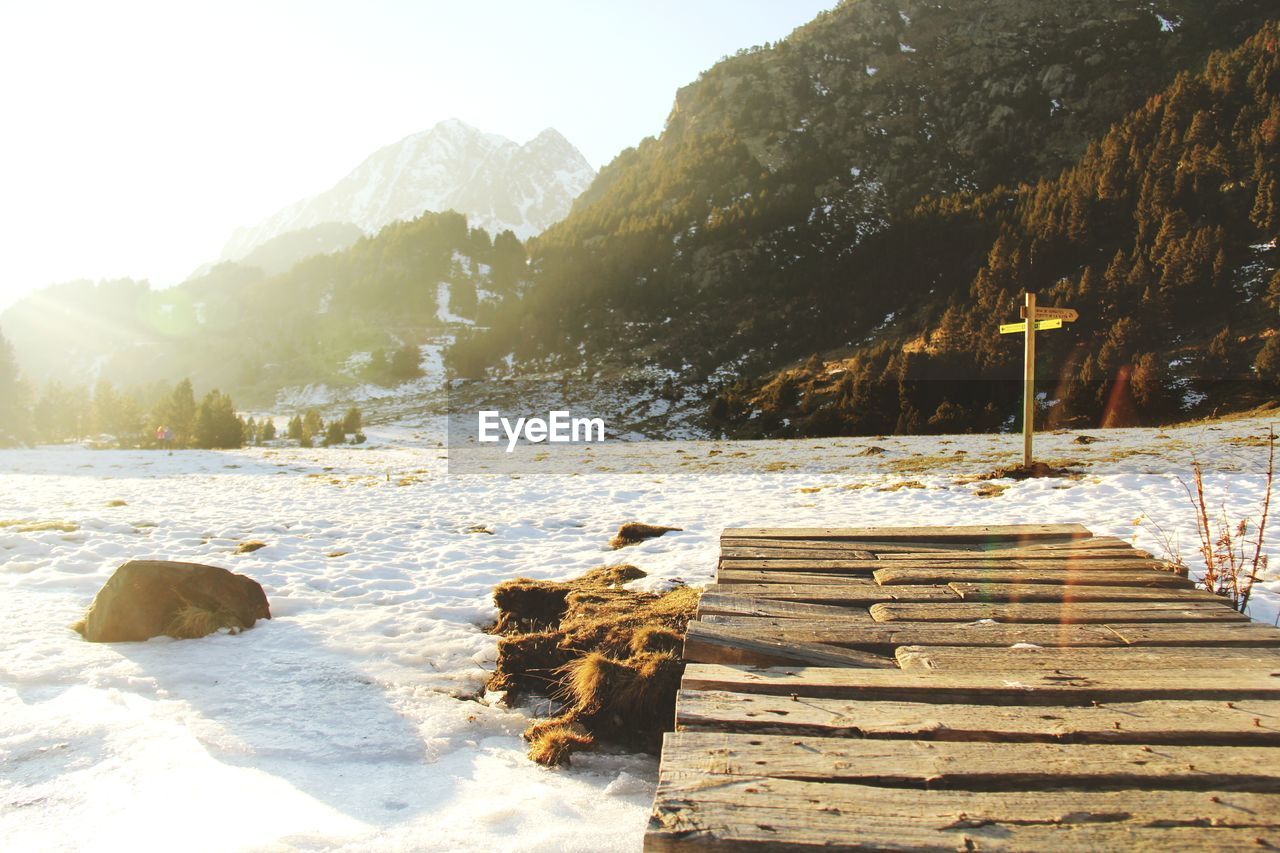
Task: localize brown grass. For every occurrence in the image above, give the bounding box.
[525,721,595,767]
[609,522,682,549]
[0,519,78,533]
[164,604,247,639]
[235,541,268,554]
[487,565,698,766]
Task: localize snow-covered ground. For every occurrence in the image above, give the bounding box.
[3,416,1280,851]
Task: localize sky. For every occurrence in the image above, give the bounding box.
[0,0,836,309]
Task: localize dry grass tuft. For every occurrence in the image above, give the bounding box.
[609,522,682,550]
[525,722,595,767]
[0,519,78,533]
[105,499,128,508]
[981,460,1083,480]
[164,604,246,639]
[487,565,698,766]
[235,541,268,554]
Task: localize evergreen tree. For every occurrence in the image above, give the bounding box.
[262,418,278,441]
[193,390,243,449]
[287,415,303,441]
[388,344,424,381]
[302,408,323,443]
[323,419,346,447]
[342,406,362,433]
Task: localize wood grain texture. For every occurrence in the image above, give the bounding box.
[874,565,1194,586]
[948,582,1221,602]
[675,689,1280,745]
[895,644,1280,672]
[646,773,1280,852]
[723,523,1092,542]
[695,593,873,620]
[680,662,1280,702]
[868,600,1248,624]
[661,731,1280,790]
[687,617,1280,651]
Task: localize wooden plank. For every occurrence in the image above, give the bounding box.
[681,626,896,669]
[660,731,1280,791]
[721,557,1172,572]
[716,569,881,585]
[869,600,1248,624]
[681,663,1280,702]
[949,582,1222,603]
[687,618,1280,652]
[1110,623,1280,645]
[875,566,1193,587]
[645,774,1280,852]
[723,523,1092,542]
[876,549,1156,562]
[896,645,1280,672]
[695,593,874,621]
[675,689,1280,745]
[703,583,959,604]
[718,535,1138,556]
[709,579,960,603]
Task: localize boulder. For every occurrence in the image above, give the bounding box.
[73,560,271,642]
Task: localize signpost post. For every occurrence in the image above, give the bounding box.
[999,292,1077,468]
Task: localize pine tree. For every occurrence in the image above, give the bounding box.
[323,419,346,447]
[287,415,303,441]
[302,409,323,443]
[193,390,243,449]
[342,406,362,433]
[262,418,277,441]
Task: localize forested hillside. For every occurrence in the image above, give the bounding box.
[2,212,527,405]
[719,19,1280,436]
[449,0,1277,432]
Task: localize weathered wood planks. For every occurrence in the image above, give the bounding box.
[681,663,1280,703]
[695,592,872,620]
[723,523,1093,541]
[873,565,1193,585]
[662,731,1280,790]
[675,689,1280,745]
[647,522,1280,852]
[868,600,1249,623]
[647,774,1280,851]
[896,644,1280,672]
[686,617,1280,653]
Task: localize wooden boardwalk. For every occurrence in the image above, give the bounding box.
[645,524,1280,851]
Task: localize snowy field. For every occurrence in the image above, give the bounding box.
[3,416,1280,851]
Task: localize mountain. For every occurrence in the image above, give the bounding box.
[220,120,596,261]
[451,0,1275,425]
[716,19,1280,437]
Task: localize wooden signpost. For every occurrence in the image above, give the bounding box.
[999,292,1077,467]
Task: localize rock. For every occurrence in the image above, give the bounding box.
[609,522,682,550]
[72,560,271,642]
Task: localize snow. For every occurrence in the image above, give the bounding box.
[437,282,473,325]
[4,416,1280,849]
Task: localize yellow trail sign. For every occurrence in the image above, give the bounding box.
[1021,305,1078,322]
[999,318,1062,334]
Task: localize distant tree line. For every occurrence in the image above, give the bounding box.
[285,406,364,448]
[0,330,373,450]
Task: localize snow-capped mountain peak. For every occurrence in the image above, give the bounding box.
[220,119,596,261]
